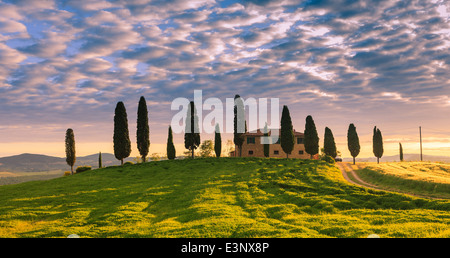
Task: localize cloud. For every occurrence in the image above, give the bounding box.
[17,31,73,58]
[0,0,449,157]
[63,0,118,11]
[0,18,28,36]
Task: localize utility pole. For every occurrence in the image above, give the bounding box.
[419,126,422,161]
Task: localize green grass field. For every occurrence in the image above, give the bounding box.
[354,162,450,199]
[0,158,449,238]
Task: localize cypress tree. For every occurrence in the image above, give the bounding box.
[377,127,384,162]
[137,96,150,163]
[98,151,102,169]
[113,101,131,165]
[399,142,404,162]
[234,95,245,157]
[167,126,176,160]
[373,126,384,164]
[304,115,319,159]
[280,105,294,158]
[184,101,200,158]
[263,123,270,157]
[347,123,360,165]
[214,124,222,157]
[323,127,337,158]
[65,128,76,175]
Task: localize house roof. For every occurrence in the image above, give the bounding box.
[293,129,304,136]
[243,128,304,137]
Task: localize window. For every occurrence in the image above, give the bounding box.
[248,150,254,155]
[247,137,255,144]
[274,150,279,155]
[297,138,304,144]
[299,150,304,155]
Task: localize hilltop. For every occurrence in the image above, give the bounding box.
[0,157,448,238]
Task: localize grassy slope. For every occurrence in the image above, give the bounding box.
[0,158,449,238]
[354,162,450,199]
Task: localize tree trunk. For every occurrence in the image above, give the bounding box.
[71,165,74,175]
[191,149,194,159]
[377,157,379,164]
[121,159,124,165]
[142,155,146,163]
[353,157,355,165]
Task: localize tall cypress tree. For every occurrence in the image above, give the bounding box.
[137,96,150,163]
[263,123,270,157]
[304,115,319,159]
[114,101,131,165]
[65,128,76,175]
[98,151,102,169]
[234,95,245,157]
[280,105,294,158]
[167,126,176,160]
[373,126,384,164]
[399,142,404,162]
[214,124,222,158]
[347,123,360,165]
[323,127,337,158]
[184,101,200,158]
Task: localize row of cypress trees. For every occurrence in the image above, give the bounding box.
[180,101,223,158]
[278,105,334,161]
[114,99,219,163]
[113,96,151,165]
[275,105,384,164]
[65,96,385,171]
[114,99,218,162]
[64,96,154,172]
[114,96,183,163]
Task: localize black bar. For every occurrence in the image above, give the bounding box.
[1,238,447,257]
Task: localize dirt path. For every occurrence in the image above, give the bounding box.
[335,162,446,200]
[336,162,379,189]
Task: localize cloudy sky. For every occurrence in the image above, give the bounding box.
[0,0,449,159]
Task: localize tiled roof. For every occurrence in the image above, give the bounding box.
[242,128,304,136]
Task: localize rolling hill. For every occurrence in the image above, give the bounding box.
[342,154,450,163]
[0,157,448,238]
[0,153,134,172]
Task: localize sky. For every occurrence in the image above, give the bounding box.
[0,0,449,159]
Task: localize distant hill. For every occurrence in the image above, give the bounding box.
[342,154,450,163]
[0,153,134,172]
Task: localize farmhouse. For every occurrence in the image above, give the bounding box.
[231,128,310,158]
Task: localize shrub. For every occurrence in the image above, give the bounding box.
[64,171,71,176]
[75,166,92,173]
[150,153,161,161]
[320,155,335,164]
[124,161,134,166]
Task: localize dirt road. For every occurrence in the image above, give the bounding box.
[335,162,446,199]
[336,162,379,189]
